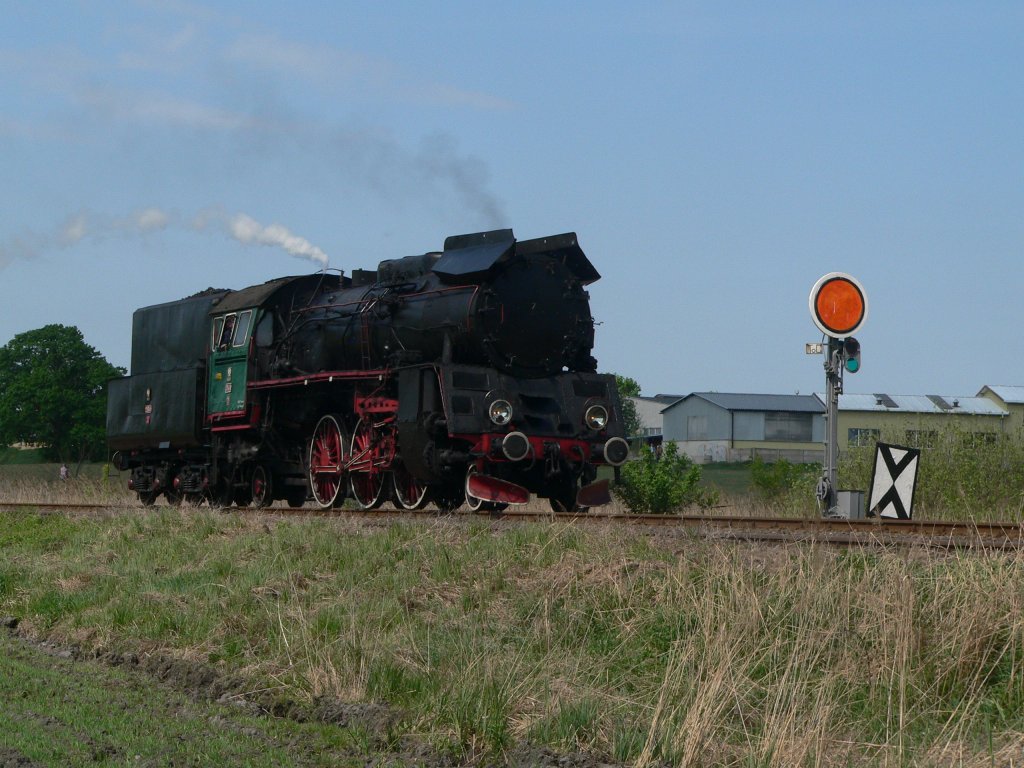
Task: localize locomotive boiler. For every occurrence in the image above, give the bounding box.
[107,229,630,512]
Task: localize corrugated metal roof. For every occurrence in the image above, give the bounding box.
[659,390,1012,416]
[665,392,825,414]
[635,395,684,406]
[832,393,1007,415]
[651,394,686,404]
[978,385,1024,404]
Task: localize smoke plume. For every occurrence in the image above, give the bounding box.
[0,207,329,270]
[193,209,328,267]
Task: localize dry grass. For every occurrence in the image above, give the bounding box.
[3,487,1024,765]
[0,475,134,506]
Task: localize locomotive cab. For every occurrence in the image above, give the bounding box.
[208,308,254,418]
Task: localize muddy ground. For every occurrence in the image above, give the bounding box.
[0,621,625,768]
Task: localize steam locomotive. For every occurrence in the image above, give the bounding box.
[107,229,629,512]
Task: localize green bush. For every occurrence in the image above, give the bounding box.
[750,457,816,498]
[614,443,718,514]
[739,424,1024,519]
[840,424,1024,520]
[746,456,822,515]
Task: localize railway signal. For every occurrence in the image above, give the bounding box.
[842,337,861,373]
[808,272,868,518]
[809,272,868,338]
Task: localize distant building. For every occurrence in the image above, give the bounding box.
[627,394,682,445]
[977,385,1024,435]
[834,393,1007,449]
[661,387,1016,464]
[662,393,825,464]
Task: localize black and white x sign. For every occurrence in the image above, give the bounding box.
[868,442,921,519]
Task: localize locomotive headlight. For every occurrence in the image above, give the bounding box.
[489,399,513,426]
[584,404,609,431]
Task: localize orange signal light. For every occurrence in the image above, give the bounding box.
[809,273,867,338]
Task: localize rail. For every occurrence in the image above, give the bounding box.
[2,501,1021,550]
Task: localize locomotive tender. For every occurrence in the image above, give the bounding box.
[107,229,630,512]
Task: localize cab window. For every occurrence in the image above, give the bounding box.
[217,315,237,350]
[212,317,224,349]
[232,310,253,348]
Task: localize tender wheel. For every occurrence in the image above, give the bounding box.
[138,491,157,507]
[392,464,429,510]
[309,415,347,509]
[165,488,183,507]
[348,418,384,509]
[251,465,272,509]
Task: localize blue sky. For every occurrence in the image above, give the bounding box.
[1,1,1021,398]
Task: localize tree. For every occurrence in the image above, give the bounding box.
[0,325,125,464]
[611,373,642,440]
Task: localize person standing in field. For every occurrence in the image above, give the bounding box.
[59,463,69,482]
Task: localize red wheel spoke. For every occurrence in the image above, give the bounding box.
[348,418,384,509]
[309,415,346,508]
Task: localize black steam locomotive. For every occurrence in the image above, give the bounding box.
[107,229,629,512]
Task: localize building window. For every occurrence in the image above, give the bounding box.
[848,428,880,447]
[764,412,812,442]
[964,432,999,447]
[688,415,708,440]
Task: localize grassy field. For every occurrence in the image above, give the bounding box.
[698,462,754,498]
[0,447,119,485]
[2,495,1023,766]
[0,446,46,465]
[0,629,377,767]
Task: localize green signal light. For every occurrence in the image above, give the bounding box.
[841,336,861,374]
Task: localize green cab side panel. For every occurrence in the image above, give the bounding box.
[207,357,249,414]
[107,368,203,450]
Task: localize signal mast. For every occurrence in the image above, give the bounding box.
[808,273,868,517]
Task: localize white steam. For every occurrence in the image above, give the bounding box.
[203,210,328,267]
[0,207,329,270]
[134,207,171,231]
[232,215,328,267]
[59,214,89,245]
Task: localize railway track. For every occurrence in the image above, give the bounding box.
[3,500,1022,550]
